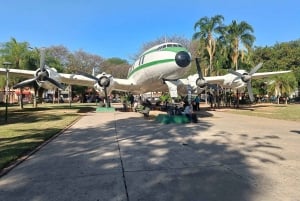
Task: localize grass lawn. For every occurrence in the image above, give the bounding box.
[219,103,300,121]
[0,103,97,171]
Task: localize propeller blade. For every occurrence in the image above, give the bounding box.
[249,62,263,75]
[77,71,99,81]
[44,77,64,89]
[39,48,46,71]
[247,81,255,102]
[228,69,243,77]
[13,78,37,89]
[195,58,204,79]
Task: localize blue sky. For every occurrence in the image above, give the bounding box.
[1,0,299,62]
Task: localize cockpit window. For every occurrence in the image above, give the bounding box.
[157,44,166,51]
[155,43,183,51]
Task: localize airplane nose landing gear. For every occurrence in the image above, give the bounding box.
[175,51,191,67]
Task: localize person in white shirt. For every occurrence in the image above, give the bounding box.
[182,102,193,121]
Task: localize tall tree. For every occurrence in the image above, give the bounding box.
[0,37,30,69]
[0,38,30,108]
[47,45,70,71]
[66,50,104,74]
[101,58,130,79]
[192,15,224,76]
[268,73,297,104]
[225,20,255,70]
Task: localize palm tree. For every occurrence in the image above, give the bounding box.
[192,15,224,76]
[224,20,255,70]
[268,73,297,104]
[0,37,30,108]
[1,37,29,69]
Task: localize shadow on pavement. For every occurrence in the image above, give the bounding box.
[0,111,286,201]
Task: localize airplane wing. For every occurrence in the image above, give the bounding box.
[204,75,226,85]
[0,68,35,78]
[175,74,226,95]
[0,68,97,88]
[59,73,96,87]
[60,70,141,96]
[251,70,292,79]
[178,74,225,86]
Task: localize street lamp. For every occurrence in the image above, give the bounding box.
[3,61,12,123]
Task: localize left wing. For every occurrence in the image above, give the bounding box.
[0,67,97,89]
[0,68,35,78]
[59,73,96,87]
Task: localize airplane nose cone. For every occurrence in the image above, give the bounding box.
[175,51,191,67]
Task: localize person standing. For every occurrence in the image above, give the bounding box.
[194,94,200,111]
[129,93,135,109]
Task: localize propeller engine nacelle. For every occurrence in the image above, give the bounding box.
[228,63,263,102]
[13,48,64,90]
[194,58,208,90]
[13,67,64,90]
[98,74,111,88]
[240,73,252,83]
[34,68,49,87]
[196,77,207,89]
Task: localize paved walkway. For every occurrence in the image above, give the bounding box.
[0,110,299,201]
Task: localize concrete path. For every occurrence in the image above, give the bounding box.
[0,110,299,201]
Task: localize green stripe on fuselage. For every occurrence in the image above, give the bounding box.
[127,59,174,79]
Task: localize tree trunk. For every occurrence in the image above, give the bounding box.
[236,89,240,108]
[19,88,24,109]
[33,87,37,108]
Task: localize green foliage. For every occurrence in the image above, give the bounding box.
[252,39,300,84]
[193,15,224,75]
[192,16,256,74]
[105,57,128,65]
[159,92,172,103]
[267,73,297,98]
[101,57,130,79]
[192,15,299,97]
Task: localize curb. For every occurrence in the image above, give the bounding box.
[0,115,83,178]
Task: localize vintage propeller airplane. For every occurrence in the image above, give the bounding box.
[0,42,291,104]
[0,42,192,104]
[175,58,292,102]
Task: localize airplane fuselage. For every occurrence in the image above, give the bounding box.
[96,42,191,95]
[62,42,191,95]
